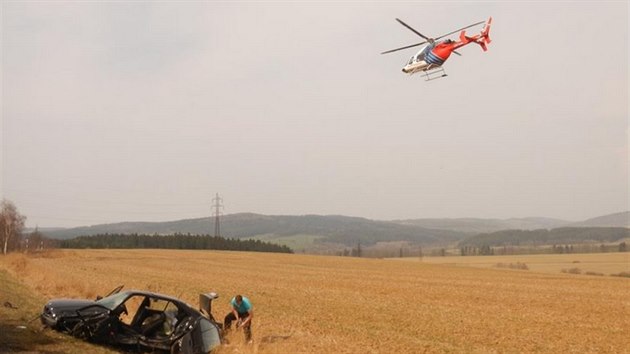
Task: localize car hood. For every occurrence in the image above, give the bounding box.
[45,299,96,312]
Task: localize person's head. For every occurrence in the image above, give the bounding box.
[235,295,243,305]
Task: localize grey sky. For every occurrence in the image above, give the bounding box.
[2,1,628,228]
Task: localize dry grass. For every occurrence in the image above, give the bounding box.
[0,265,118,354]
[1,249,629,353]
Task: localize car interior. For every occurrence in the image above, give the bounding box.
[117,295,183,339]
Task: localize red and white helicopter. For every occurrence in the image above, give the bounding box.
[382,17,492,80]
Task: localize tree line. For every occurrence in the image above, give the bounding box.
[459,242,628,256]
[458,227,630,248]
[60,233,293,253]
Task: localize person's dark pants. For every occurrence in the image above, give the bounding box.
[224,312,252,341]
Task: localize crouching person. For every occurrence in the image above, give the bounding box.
[224,295,253,343]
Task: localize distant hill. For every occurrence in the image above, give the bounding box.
[40,211,629,252]
[41,213,468,248]
[392,217,570,234]
[24,227,66,234]
[569,211,629,228]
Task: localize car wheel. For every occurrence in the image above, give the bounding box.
[71,322,91,340]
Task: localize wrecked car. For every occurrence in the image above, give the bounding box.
[41,285,223,353]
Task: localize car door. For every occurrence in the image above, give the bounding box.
[170,317,221,354]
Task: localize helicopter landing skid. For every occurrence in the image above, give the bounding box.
[422,66,447,81]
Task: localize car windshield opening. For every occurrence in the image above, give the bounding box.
[96,292,129,310]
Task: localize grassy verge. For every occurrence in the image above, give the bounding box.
[0,268,118,354]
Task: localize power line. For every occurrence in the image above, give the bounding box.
[212,193,223,237]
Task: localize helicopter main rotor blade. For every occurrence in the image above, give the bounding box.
[381,41,428,55]
[434,20,485,41]
[452,50,462,56]
[395,18,432,41]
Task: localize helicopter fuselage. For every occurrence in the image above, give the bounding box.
[402,41,458,74]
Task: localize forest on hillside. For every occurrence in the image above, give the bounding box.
[458,227,630,248]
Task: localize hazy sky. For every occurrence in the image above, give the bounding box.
[2,1,628,228]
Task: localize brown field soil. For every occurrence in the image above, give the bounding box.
[0,249,629,353]
[414,252,630,275]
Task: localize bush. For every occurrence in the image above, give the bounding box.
[561,268,581,274]
[585,271,604,276]
[610,272,630,278]
[495,262,529,270]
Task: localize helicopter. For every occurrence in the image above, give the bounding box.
[382,17,492,80]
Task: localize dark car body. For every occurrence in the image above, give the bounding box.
[41,286,222,353]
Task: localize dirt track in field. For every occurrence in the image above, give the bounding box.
[1,249,628,353]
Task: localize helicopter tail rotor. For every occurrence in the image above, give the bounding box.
[481,17,492,45]
[475,16,492,51]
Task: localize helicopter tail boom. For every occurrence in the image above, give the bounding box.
[459,16,492,51]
